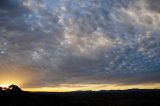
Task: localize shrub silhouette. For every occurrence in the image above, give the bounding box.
[8,84,22,92]
[0,84,22,93]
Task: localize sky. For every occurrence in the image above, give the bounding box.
[0,0,160,91]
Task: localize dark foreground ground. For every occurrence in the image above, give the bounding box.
[0,89,160,106]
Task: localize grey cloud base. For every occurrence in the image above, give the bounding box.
[0,0,160,87]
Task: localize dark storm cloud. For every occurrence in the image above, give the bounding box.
[0,0,29,26]
[0,0,19,9]
[147,0,160,12]
[0,0,160,87]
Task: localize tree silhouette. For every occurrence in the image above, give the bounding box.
[0,87,2,92]
[8,84,22,92]
[0,84,22,93]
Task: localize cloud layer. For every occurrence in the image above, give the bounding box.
[0,0,160,88]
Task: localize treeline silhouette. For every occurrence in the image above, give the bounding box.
[0,85,160,106]
[0,84,22,93]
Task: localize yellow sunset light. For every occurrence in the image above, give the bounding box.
[0,79,21,88]
[0,65,36,89]
[0,84,10,88]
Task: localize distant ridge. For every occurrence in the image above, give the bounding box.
[0,87,160,106]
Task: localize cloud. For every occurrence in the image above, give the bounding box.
[146,0,160,12]
[0,0,160,88]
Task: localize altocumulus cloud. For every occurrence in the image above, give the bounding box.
[0,0,160,88]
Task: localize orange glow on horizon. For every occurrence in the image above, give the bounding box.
[23,83,160,92]
[0,65,36,88]
[0,84,10,88]
[0,79,22,88]
[0,65,159,92]
[0,84,18,88]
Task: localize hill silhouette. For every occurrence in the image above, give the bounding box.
[0,85,160,106]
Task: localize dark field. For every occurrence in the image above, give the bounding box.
[0,89,160,106]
